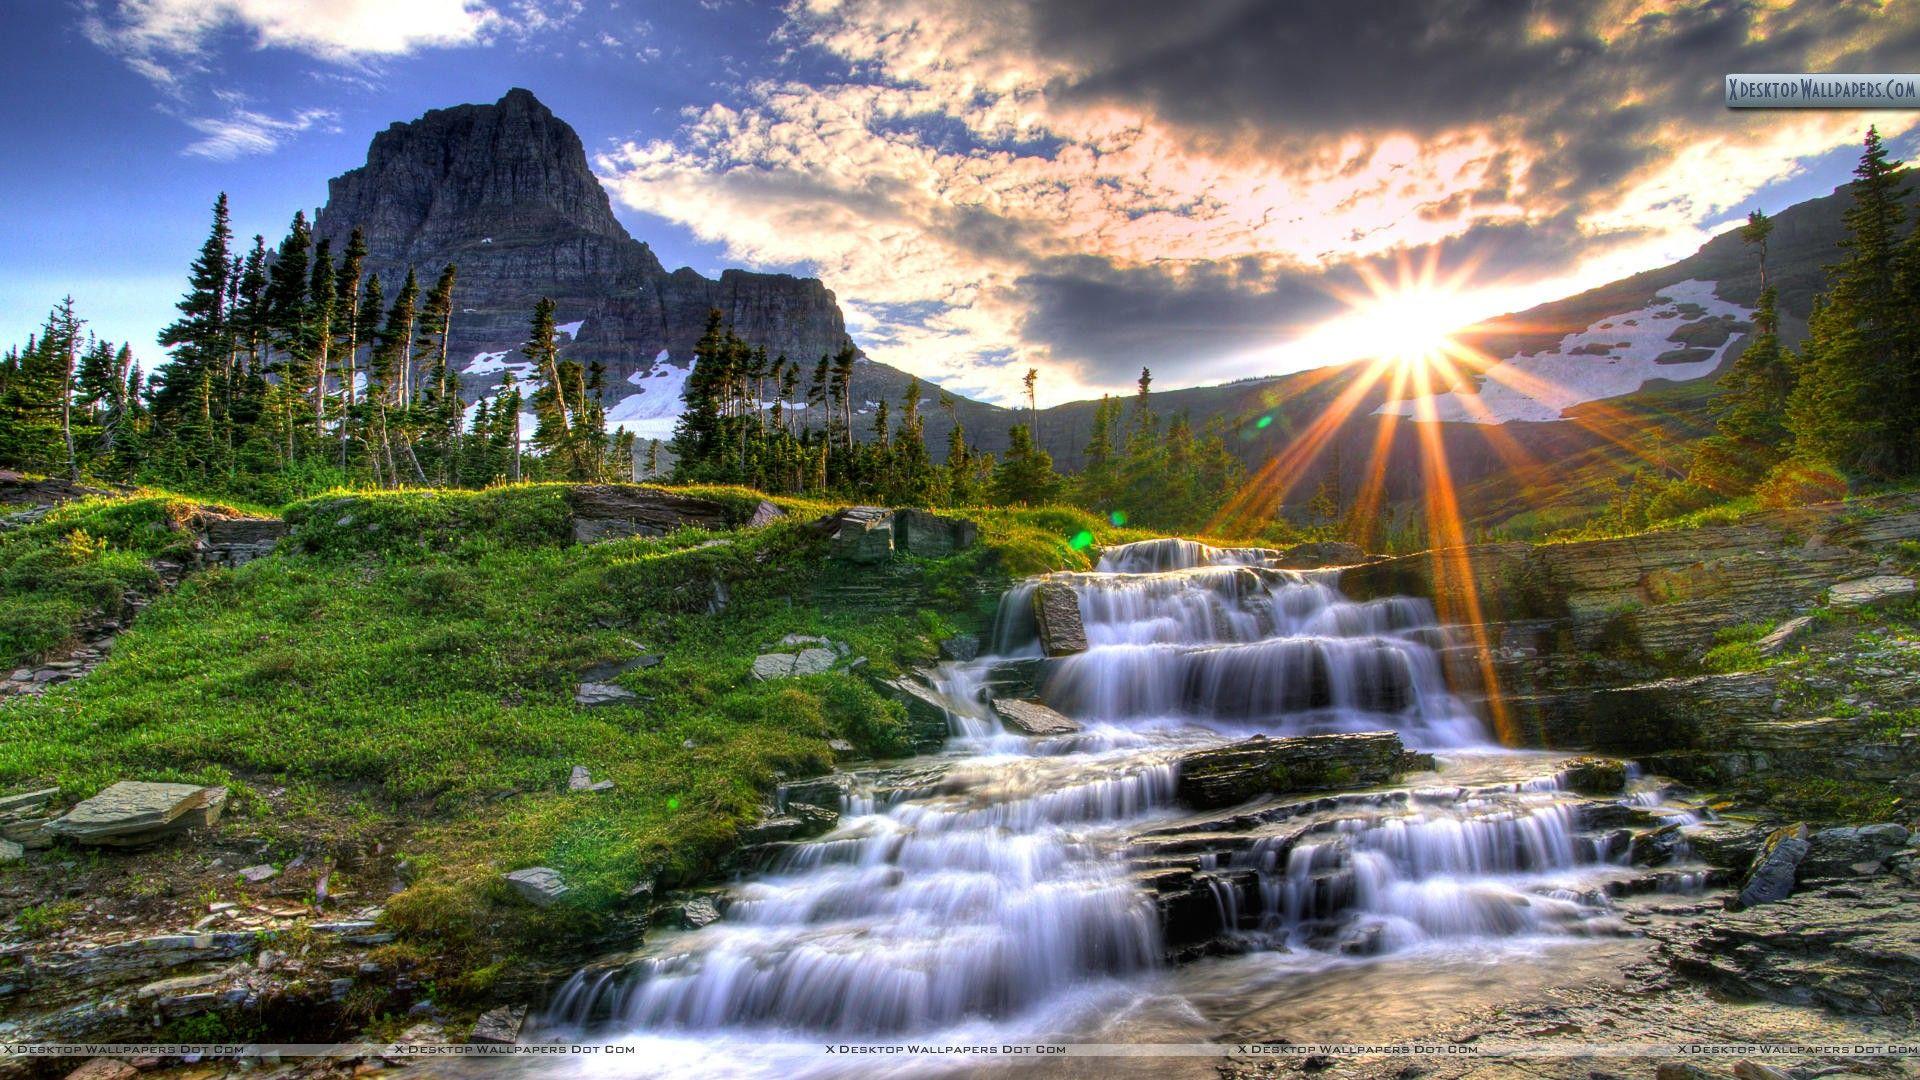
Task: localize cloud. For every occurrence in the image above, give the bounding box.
[81,0,509,71]
[596,0,1920,405]
[182,105,340,160]
[81,0,577,158]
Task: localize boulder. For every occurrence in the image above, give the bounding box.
[811,507,895,563]
[469,1004,527,1045]
[991,698,1081,736]
[1752,614,1814,657]
[1175,732,1406,810]
[1032,582,1088,656]
[871,674,953,751]
[1274,541,1367,569]
[1801,823,1911,878]
[0,839,21,864]
[1559,757,1627,795]
[504,867,569,908]
[0,787,58,815]
[893,508,979,557]
[1827,574,1917,610]
[1735,823,1809,908]
[46,781,227,846]
[679,895,723,928]
[565,484,777,543]
[938,633,981,662]
[752,648,838,680]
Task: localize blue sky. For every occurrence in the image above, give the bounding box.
[3,1,1917,405]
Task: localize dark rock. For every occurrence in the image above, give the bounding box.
[870,674,952,751]
[1801,823,1911,878]
[937,633,981,662]
[192,515,290,567]
[1032,582,1088,656]
[991,698,1081,736]
[1655,1063,1717,1080]
[1175,732,1406,810]
[469,1004,526,1045]
[565,485,759,543]
[1735,823,1808,908]
[780,775,851,810]
[812,507,895,562]
[1680,820,1773,869]
[893,508,978,558]
[1560,757,1627,795]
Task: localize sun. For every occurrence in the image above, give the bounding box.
[1288,249,1485,373]
[1347,285,1471,369]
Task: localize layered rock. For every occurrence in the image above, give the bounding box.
[1173,731,1406,810]
[565,484,780,543]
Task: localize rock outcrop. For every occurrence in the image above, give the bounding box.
[315,90,852,390]
[1173,732,1407,810]
[566,484,780,543]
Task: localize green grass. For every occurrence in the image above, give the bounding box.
[0,494,249,669]
[0,483,1143,987]
[1701,621,1772,673]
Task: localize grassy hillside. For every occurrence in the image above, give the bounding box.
[0,484,1147,991]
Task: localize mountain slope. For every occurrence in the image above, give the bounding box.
[1022,175,1920,536]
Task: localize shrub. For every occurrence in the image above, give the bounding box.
[1755,458,1848,509]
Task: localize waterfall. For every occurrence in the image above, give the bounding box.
[543,536,1709,1068]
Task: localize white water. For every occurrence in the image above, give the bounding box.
[543,538,1709,1077]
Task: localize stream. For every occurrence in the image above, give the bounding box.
[539,538,1714,1077]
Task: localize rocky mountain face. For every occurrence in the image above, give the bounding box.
[313,89,1011,444]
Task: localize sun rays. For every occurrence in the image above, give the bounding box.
[1204,250,1746,745]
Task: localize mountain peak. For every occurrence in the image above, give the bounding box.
[319,87,634,267]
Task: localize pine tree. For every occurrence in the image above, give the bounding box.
[1787,127,1914,476]
[990,423,1062,505]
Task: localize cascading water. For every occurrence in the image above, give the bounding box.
[543,537,1711,1076]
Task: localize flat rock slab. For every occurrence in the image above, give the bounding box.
[575,681,637,706]
[1752,614,1815,657]
[469,1004,527,1045]
[992,698,1081,736]
[505,867,569,908]
[1033,581,1088,656]
[47,781,227,845]
[1175,731,1406,810]
[1828,575,1917,609]
[752,648,838,679]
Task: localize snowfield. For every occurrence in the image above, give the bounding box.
[1375,279,1754,424]
[606,358,692,439]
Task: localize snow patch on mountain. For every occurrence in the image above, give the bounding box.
[1375,279,1753,425]
[606,360,693,439]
